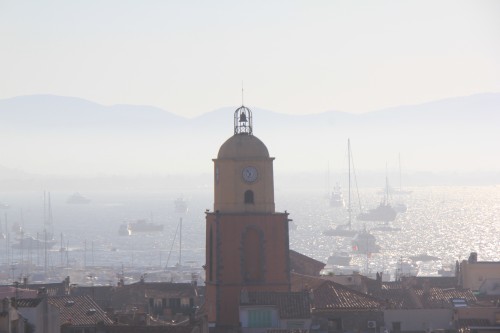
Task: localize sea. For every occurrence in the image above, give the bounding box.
[0,185,499,285]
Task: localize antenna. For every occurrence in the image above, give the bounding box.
[241,81,244,105]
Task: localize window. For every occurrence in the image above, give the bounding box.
[244,190,254,204]
[248,309,272,328]
[169,298,181,308]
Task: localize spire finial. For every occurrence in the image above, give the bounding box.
[241,81,244,106]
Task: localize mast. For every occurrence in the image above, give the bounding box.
[348,139,352,230]
[385,163,391,205]
[179,217,182,267]
[399,153,402,193]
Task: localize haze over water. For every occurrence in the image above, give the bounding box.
[1,185,498,284]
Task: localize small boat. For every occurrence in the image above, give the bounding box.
[329,183,345,208]
[357,201,397,222]
[326,251,352,266]
[67,193,91,204]
[126,219,164,234]
[438,264,455,277]
[395,259,419,278]
[359,170,398,222]
[118,223,130,236]
[11,222,23,235]
[392,154,411,210]
[11,236,57,250]
[351,228,380,254]
[323,139,357,237]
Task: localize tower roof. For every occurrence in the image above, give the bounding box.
[217,133,269,159]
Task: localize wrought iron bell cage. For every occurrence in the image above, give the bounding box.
[234,105,253,135]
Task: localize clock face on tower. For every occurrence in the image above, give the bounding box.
[242,166,258,183]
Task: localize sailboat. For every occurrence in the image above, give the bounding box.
[393,154,409,213]
[323,139,357,237]
[0,218,5,240]
[329,182,345,208]
[12,193,56,249]
[357,172,397,222]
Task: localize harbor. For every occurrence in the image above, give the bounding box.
[1,185,499,286]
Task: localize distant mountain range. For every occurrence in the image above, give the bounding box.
[1,93,499,186]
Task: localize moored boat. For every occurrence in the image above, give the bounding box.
[329,183,345,208]
[11,235,57,250]
[323,139,358,237]
[357,201,397,222]
[326,251,352,266]
[67,192,91,204]
[351,228,380,254]
[126,219,164,234]
[174,197,188,214]
[118,223,130,236]
[358,171,398,222]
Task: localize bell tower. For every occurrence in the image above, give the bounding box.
[205,105,291,330]
[213,105,275,214]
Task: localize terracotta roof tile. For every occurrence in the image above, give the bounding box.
[15,298,44,308]
[290,273,329,291]
[289,250,325,276]
[414,288,477,308]
[313,281,384,311]
[369,286,418,309]
[0,286,38,299]
[458,318,491,328]
[48,295,114,326]
[291,272,385,310]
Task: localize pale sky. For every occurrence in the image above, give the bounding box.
[1,0,499,117]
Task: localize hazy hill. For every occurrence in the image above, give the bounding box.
[0,93,499,186]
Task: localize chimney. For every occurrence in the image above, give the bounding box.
[376,272,383,289]
[468,252,478,263]
[37,287,47,298]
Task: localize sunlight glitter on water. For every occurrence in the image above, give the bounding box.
[0,185,499,283]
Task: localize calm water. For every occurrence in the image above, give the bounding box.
[0,185,499,283]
